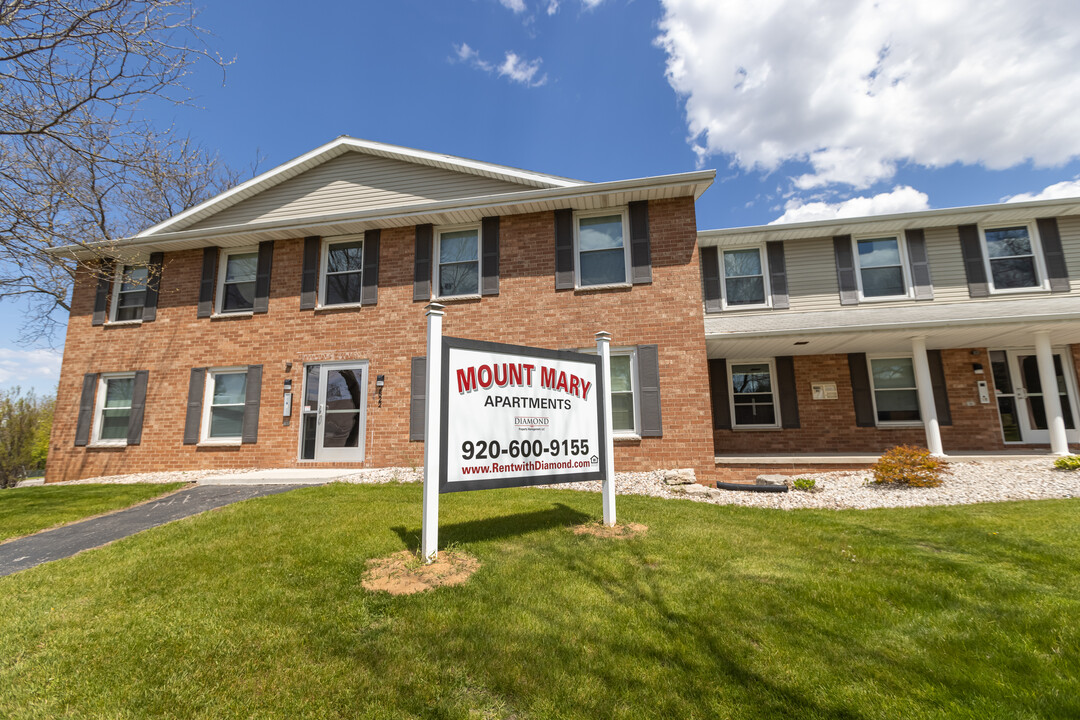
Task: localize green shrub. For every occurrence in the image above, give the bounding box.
[872,445,948,488]
[1053,455,1080,471]
[792,477,816,492]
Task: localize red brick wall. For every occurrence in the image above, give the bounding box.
[47,198,718,482]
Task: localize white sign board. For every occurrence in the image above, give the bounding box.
[439,337,607,493]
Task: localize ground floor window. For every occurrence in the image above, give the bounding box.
[93,373,135,444]
[203,369,248,442]
[869,357,921,424]
[729,361,778,427]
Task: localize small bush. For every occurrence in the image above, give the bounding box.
[1053,455,1080,471]
[792,477,816,492]
[872,445,947,488]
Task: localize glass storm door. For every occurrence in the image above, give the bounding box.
[299,361,368,461]
[991,350,1078,444]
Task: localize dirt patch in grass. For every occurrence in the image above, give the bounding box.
[362,549,480,595]
[571,521,648,539]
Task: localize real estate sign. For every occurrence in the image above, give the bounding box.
[439,337,607,493]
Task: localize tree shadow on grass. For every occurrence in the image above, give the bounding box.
[390,502,591,551]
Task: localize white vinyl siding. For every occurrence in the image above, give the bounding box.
[187,154,529,231]
[1060,215,1080,293]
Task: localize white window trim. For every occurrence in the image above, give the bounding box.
[200,367,248,445]
[433,223,482,300]
[718,245,772,311]
[851,234,914,302]
[866,354,923,427]
[578,346,640,437]
[215,246,259,315]
[978,222,1049,295]
[108,263,148,323]
[573,208,632,289]
[318,235,365,309]
[727,359,781,429]
[91,372,136,446]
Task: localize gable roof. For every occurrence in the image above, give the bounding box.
[137,136,586,237]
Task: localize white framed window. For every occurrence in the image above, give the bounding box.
[720,246,770,309]
[319,236,364,307]
[434,225,481,298]
[853,235,911,300]
[979,224,1046,293]
[92,373,135,445]
[110,264,148,322]
[216,247,258,314]
[580,347,640,436]
[867,356,921,425]
[574,208,631,288]
[201,368,248,443]
[728,360,780,428]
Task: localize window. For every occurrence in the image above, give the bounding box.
[202,369,248,442]
[575,210,630,287]
[728,361,779,427]
[980,225,1043,291]
[580,347,639,435]
[435,226,480,298]
[110,265,147,322]
[320,237,364,306]
[92,373,135,444]
[217,248,258,313]
[868,357,921,424]
[854,236,908,299]
[721,248,768,307]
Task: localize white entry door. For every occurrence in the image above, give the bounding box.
[990,349,1079,445]
[299,361,369,461]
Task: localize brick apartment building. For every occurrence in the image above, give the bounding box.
[45,138,1080,483]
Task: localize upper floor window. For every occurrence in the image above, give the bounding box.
[575,209,630,287]
[854,236,908,299]
[320,237,364,306]
[729,360,779,428]
[111,265,147,322]
[217,248,258,314]
[436,226,480,298]
[92,373,135,444]
[202,368,248,442]
[980,225,1043,291]
[721,248,768,308]
[868,356,921,424]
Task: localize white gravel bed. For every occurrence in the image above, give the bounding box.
[45,467,260,486]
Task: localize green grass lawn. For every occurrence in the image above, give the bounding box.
[1,483,1077,719]
[0,483,186,542]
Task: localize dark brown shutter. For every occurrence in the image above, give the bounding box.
[361,229,380,305]
[775,356,800,428]
[905,229,934,300]
[708,359,731,430]
[927,350,952,426]
[242,365,262,444]
[1036,218,1070,293]
[554,208,575,290]
[700,246,722,313]
[628,200,652,284]
[183,368,206,444]
[414,224,433,302]
[142,253,163,322]
[957,224,989,297]
[253,241,274,313]
[410,356,426,441]
[480,216,500,296]
[833,236,858,305]
[74,373,98,446]
[637,344,662,437]
[300,236,320,309]
[127,370,149,445]
[766,241,789,309]
[848,353,875,427]
[197,247,218,317]
[92,260,114,326]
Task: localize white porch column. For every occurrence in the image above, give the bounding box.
[911,336,945,457]
[1034,331,1070,456]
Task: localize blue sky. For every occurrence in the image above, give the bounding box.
[4,0,1080,392]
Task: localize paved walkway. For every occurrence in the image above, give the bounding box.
[0,484,308,577]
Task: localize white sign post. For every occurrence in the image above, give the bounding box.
[421,302,444,563]
[596,331,616,527]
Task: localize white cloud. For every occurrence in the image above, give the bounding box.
[498,0,527,13]
[656,1,1080,188]
[453,42,492,72]
[547,0,559,15]
[498,52,547,87]
[0,348,63,392]
[769,186,930,224]
[1005,178,1080,203]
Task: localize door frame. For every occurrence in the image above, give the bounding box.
[992,347,1079,445]
[297,360,369,462]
